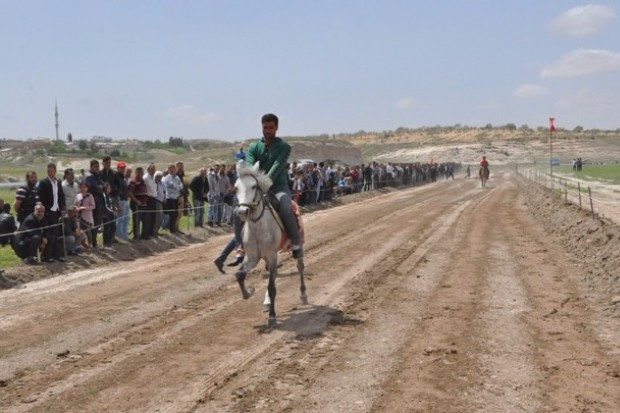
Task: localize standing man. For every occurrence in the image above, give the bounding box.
[62,168,78,207]
[100,155,114,183]
[127,167,149,240]
[113,161,130,241]
[142,163,158,239]
[153,170,166,235]
[163,164,183,234]
[206,164,220,227]
[37,163,66,262]
[14,171,40,226]
[235,146,246,161]
[217,166,230,226]
[189,167,209,227]
[85,160,105,248]
[175,161,189,229]
[246,113,303,258]
[315,161,326,203]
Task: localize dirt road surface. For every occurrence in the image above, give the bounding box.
[1,171,619,413]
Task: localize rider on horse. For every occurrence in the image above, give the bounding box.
[245,113,303,259]
[479,155,490,176]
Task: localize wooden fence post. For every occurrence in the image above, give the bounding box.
[578,182,582,208]
[588,187,594,217]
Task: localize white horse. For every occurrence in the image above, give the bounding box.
[234,161,307,327]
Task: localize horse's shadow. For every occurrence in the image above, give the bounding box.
[254,304,363,336]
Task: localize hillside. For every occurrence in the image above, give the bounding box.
[2,127,620,179]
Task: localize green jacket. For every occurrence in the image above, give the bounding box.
[246,137,291,188]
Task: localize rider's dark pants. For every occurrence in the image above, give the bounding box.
[271,185,301,247]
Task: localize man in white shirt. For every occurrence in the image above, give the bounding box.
[143,163,158,238]
[162,164,184,234]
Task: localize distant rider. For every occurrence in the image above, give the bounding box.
[479,156,490,176]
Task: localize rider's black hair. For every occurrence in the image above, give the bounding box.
[261,113,279,126]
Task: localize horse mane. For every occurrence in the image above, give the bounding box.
[236,161,273,192]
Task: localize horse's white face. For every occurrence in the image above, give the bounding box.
[235,175,259,222]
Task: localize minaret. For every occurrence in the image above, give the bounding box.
[55,101,59,141]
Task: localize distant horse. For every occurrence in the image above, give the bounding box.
[234,161,307,327]
[479,166,489,188]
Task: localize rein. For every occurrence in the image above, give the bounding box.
[237,176,267,222]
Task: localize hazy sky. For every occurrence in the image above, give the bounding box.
[2,1,619,141]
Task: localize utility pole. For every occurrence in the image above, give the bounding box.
[55,100,59,141]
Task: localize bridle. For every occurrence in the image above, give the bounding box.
[237,175,267,222]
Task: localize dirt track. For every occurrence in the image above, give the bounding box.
[1,171,619,413]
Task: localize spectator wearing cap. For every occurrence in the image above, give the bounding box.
[113,161,130,241]
[62,168,78,207]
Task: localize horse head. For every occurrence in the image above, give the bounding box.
[235,161,273,221]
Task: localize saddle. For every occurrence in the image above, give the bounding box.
[265,195,305,251]
[233,196,305,258]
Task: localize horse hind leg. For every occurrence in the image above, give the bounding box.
[297,258,308,305]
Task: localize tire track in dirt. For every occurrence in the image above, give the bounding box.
[0,182,471,412]
[195,186,488,412]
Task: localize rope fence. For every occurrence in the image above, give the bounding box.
[3,199,230,261]
[516,167,615,219]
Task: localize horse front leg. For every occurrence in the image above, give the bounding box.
[236,256,258,300]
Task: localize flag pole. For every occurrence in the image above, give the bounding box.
[549,117,555,177]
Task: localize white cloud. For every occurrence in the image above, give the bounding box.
[541,49,620,78]
[549,4,615,36]
[396,97,415,109]
[166,105,220,124]
[514,84,550,99]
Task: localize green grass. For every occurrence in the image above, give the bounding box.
[554,164,620,185]
[0,245,21,268]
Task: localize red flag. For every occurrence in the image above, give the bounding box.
[549,117,556,132]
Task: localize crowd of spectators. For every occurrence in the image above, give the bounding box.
[0,153,460,267]
[289,160,459,206]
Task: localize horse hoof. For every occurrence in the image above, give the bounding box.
[243,287,255,300]
[300,294,308,305]
[267,316,277,328]
[263,303,270,312]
